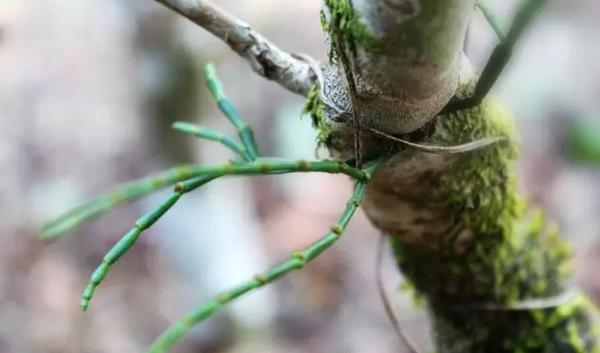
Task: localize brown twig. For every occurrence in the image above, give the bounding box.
[376,234,422,353]
[329,21,364,168]
[152,0,317,96]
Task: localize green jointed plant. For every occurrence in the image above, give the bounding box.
[43,0,600,352]
[44,64,383,352]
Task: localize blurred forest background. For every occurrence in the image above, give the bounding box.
[1,0,600,352]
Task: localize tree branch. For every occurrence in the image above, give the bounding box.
[321,0,475,134]
[152,0,317,96]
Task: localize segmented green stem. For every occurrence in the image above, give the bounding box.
[41,168,213,240]
[476,0,505,41]
[172,121,252,161]
[178,158,368,181]
[45,59,386,353]
[42,157,362,242]
[80,157,368,310]
[144,159,385,352]
[146,182,370,353]
[204,64,260,159]
[44,65,260,241]
[80,175,217,311]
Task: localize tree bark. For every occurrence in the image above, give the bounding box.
[321,0,475,134]
[151,0,600,351]
[318,1,600,352]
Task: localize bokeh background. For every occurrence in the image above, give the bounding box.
[1,0,600,352]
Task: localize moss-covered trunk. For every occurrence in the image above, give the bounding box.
[381,82,600,353]
[317,1,600,352]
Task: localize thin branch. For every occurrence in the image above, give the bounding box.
[152,0,317,95]
[476,0,506,41]
[376,234,422,353]
[203,63,261,158]
[330,17,364,168]
[172,122,251,161]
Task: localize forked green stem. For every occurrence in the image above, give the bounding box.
[41,168,214,240]
[80,157,369,310]
[178,158,368,181]
[204,64,261,159]
[80,175,217,311]
[172,121,252,161]
[43,61,389,353]
[145,159,384,353]
[43,65,260,241]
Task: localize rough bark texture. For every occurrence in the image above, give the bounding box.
[319,0,474,134]
[314,1,600,352]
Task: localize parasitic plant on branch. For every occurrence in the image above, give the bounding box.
[42,1,600,352]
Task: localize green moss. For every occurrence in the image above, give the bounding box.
[323,0,384,58]
[302,85,334,148]
[389,83,600,352]
[498,295,598,353]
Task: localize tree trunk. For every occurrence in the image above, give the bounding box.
[315,1,600,352]
[118,0,600,351]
